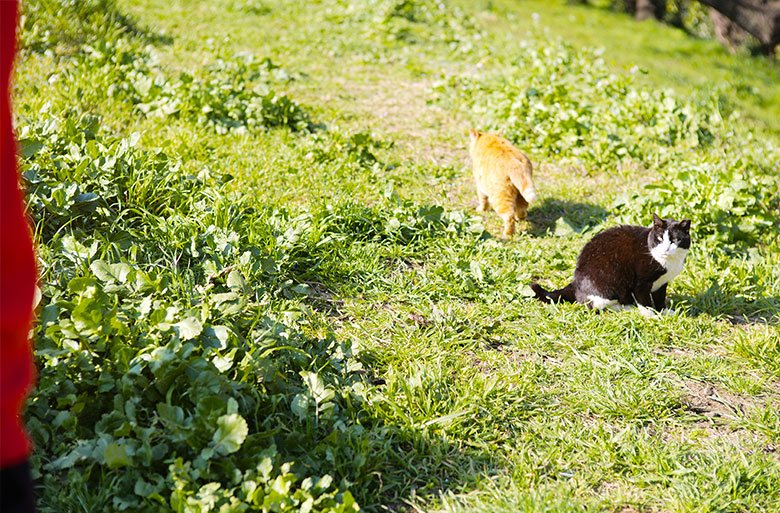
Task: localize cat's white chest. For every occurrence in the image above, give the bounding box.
[651,248,688,292]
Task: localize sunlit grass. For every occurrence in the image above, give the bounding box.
[15,0,780,511]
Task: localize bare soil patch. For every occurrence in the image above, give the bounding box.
[328,73,468,168]
[682,380,761,420]
[674,380,780,457]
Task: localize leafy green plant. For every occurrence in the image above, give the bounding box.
[376,0,477,47]
[436,35,779,245]
[74,38,311,133]
[20,110,365,512]
[22,0,311,134]
[19,101,492,511]
[19,0,165,55]
[613,158,780,245]
[437,40,725,168]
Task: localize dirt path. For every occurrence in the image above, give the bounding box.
[318,70,470,168]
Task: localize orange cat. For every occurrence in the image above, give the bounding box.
[468,129,537,237]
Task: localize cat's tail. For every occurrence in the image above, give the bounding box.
[531,282,576,304]
[519,182,538,203]
[508,160,538,203]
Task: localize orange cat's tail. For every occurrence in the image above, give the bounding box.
[519,182,538,203]
[531,282,575,304]
[507,160,537,203]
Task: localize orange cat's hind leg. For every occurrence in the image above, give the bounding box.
[476,191,490,212]
[492,192,516,238]
[501,213,515,238]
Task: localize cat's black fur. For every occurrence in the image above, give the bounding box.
[532,214,691,311]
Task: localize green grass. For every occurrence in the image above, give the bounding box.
[480,0,780,139]
[14,0,780,511]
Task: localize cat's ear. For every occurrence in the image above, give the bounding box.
[679,219,691,232]
[469,128,478,141]
[496,128,504,136]
[652,213,663,229]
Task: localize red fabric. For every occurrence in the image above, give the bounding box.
[0,0,37,468]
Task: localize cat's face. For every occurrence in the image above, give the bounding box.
[649,213,691,264]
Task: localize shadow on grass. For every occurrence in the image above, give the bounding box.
[672,281,780,325]
[347,417,505,511]
[109,6,173,46]
[272,344,522,512]
[526,197,609,237]
[340,350,538,511]
[22,0,172,56]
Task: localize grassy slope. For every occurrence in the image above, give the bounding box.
[16,0,780,511]
[489,0,780,139]
[117,0,780,216]
[121,1,780,509]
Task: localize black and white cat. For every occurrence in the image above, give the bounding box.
[531,214,691,314]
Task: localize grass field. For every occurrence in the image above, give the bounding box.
[14,0,780,511]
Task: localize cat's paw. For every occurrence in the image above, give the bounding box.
[637,305,659,318]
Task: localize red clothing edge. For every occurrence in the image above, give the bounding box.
[0,0,37,467]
